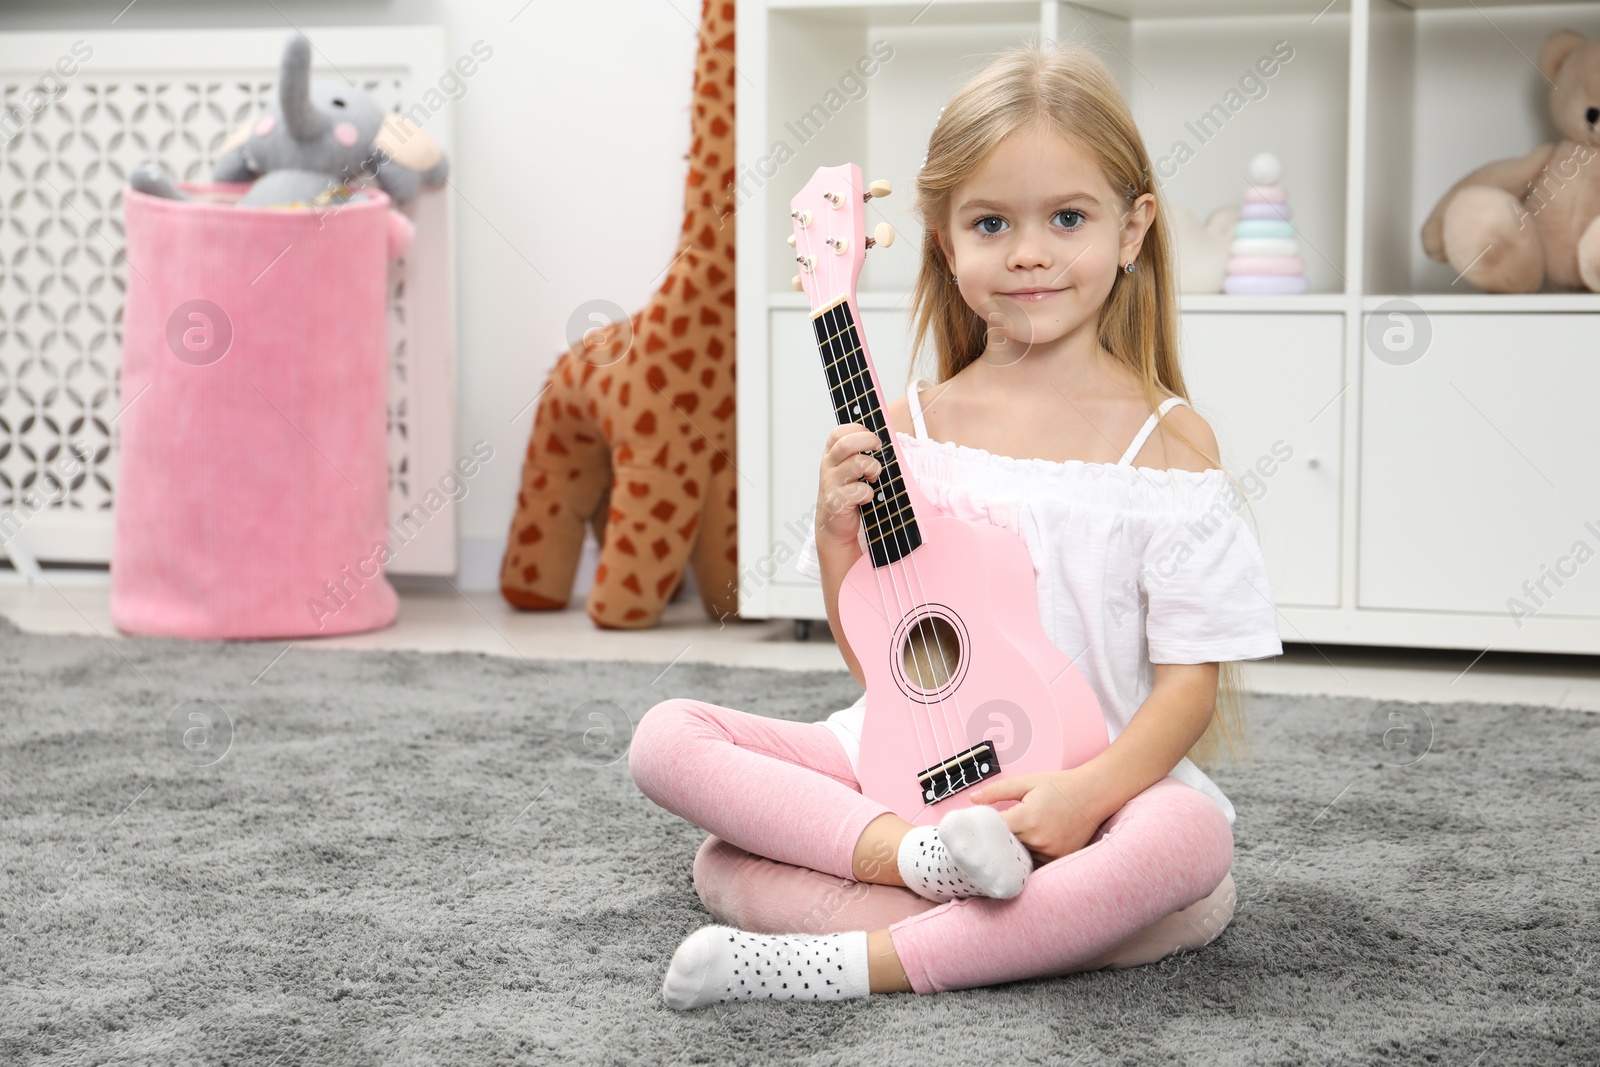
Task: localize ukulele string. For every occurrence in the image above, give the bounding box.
[812,193,968,803]
[842,226,974,802]
[826,187,972,786]
[803,215,938,784]
[881,419,971,798]
[888,388,973,795]
[822,189,971,798]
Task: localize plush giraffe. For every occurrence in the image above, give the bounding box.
[499,0,739,630]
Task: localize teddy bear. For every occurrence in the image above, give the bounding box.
[1420,28,1600,293]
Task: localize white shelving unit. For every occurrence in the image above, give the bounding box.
[735,0,1600,655]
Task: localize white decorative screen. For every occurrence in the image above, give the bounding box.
[0,27,457,575]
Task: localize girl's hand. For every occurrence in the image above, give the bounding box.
[967,768,1107,863]
[815,422,886,551]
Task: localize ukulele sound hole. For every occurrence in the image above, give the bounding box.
[900,614,963,692]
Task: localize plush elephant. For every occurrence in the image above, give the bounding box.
[131,31,447,208]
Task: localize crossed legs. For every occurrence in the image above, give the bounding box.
[629,697,1232,997]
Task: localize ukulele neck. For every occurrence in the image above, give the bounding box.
[811,295,923,568]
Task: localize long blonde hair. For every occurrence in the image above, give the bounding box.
[909,40,1259,774]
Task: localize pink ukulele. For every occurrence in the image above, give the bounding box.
[788,163,1110,827]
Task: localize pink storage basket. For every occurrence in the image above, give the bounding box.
[111,182,412,640]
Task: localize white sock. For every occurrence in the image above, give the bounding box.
[938,805,1035,898]
[897,804,1033,902]
[661,925,871,1010]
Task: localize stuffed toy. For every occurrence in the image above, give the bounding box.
[1168,202,1239,293]
[499,0,738,630]
[129,31,448,209]
[1421,28,1600,293]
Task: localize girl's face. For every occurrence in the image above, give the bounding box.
[937,124,1154,354]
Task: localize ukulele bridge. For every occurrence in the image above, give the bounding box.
[915,741,1001,804]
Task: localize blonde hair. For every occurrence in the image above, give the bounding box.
[909,40,1259,774]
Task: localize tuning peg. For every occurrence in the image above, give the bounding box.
[786,233,796,247]
[791,275,804,292]
[867,222,895,249]
[866,179,892,199]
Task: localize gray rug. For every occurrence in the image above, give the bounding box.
[2,613,1595,1066]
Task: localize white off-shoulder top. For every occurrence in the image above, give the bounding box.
[793,377,1284,827]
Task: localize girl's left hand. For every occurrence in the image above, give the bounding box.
[967,768,1107,863]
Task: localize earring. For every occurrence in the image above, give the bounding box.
[950,273,958,283]
[1122,262,1136,274]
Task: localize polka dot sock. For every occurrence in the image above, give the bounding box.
[896,804,1034,902]
[661,925,871,1010]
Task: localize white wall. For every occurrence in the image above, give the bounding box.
[0,0,702,591]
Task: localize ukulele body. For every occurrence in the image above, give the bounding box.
[840,506,1110,826]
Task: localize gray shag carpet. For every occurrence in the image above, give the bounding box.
[2,612,1597,1066]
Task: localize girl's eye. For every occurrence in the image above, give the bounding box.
[971,210,1085,235]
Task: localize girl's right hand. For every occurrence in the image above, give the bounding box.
[816,422,886,551]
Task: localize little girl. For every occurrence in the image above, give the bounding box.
[629,40,1282,1008]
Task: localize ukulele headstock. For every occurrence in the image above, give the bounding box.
[788,165,894,314]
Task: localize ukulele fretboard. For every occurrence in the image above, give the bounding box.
[810,298,922,568]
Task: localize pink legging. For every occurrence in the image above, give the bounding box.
[629,697,1233,995]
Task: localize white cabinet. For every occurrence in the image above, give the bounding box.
[1179,314,1344,609]
[737,0,1600,654]
[1359,313,1600,621]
